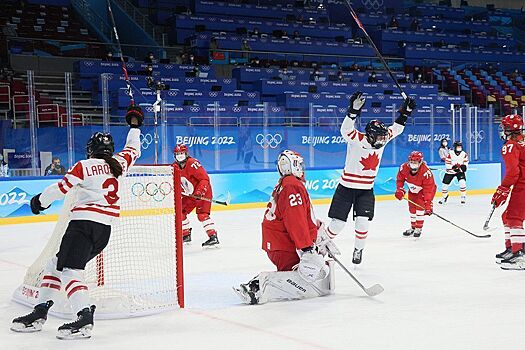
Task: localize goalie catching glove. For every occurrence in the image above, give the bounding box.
[125,105,144,128]
[297,248,329,283]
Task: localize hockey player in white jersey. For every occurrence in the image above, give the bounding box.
[10,105,143,339]
[439,140,469,204]
[326,91,416,264]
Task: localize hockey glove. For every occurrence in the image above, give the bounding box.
[194,183,208,198]
[125,105,144,128]
[315,221,341,256]
[399,97,416,116]
[492,185,510,208]
[452,164,461,173]
[347,91,365,118]
[30,194,47,215]
[460,164,467,172]
[297,249,329,283]
[394,188,406,201]
[424,201,433,216]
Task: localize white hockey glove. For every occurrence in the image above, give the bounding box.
[347,91,366,118]
[297,249,329,283]
[315,221,341,257]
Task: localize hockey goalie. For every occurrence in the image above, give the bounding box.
[233,150,338,304]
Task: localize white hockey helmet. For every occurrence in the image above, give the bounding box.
[277,150,305,179]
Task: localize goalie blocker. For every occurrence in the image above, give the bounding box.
[233,150,338,305]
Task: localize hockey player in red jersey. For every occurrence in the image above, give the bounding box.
[11,105,143,339]
[173,144,219,248]
[233,150,337,305]
[492,114,525,270]
[395,151,437,238]
[326,91,416,264]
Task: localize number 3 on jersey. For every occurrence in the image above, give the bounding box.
[289,193,303,207]
[102,178,119,205]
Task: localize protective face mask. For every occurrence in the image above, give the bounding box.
[176,153,186,162]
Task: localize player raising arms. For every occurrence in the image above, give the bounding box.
[233,150,337,304]
[10,105,143,339]
[492,114,525,270]
[439,141,469,204]
[395,151,436,238]
[326,91,416,264]
[173,144,219,248]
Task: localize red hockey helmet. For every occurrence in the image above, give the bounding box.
[499,114,524,140]
[408,151,424,172]
[173,143,189,164]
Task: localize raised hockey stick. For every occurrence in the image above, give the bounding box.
[184,192,231,206]
[327,247,384,297]
[343,0,407,100]
[107,0,134,105]
[403,197,491,238]
[483,204,496,231]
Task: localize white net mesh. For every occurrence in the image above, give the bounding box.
[14,165,183,319]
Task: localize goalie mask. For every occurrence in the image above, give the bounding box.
[173,144,189,165]
[277,150,305,179]
[407,151,424,173]
[499,114,524,141]
[86,132,114,158]
[365,120,389,149]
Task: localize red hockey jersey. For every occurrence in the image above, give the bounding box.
[175,157,212,197]
[501,137,525,189]
[396,162,436,200]
[262,175,317,253]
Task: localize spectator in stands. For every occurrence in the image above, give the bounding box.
[279,67,291,80]
[400,73,412,83]
[209,37,219,57]
[44,157,66,176]
[189,54,196,66]
[293,31,301,40]
[368,71,378,83]
[241,40,251,62]
[337,71,345,82]
[250,57,261,67]
[250,28,261,38]
[141,64,154,77]
[388,16,399,29]
[414,72,424,84]
[310,68,321,81]
[410,19,421,32]
[145,52,157,64]
[0,154,8,177]
[104,51,114,62]
[349,63,359,71]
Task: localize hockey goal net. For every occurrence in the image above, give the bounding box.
[12,165,184,319]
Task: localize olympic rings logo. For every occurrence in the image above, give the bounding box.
[361,0,384,10]
[131,182,173,202]
[140,133,153,150]
[255,133,282,149]
[467,130,485,144]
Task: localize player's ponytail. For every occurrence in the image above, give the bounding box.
[103,155,123,178]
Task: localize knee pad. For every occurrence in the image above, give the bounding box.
[327,219,346,238]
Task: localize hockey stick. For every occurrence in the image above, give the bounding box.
[343,0,407,99]
[327,248,384,297]
[483,204,496,231]
[184,192,231,206]
[403,197,491,238]
[107,0,134,105]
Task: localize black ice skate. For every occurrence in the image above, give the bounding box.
[11,300,54,333]
[500,251,525,271]
[495,248,513,264]
[460,197,466,204]
[413,228,422,238]
[352,248,363,264]
[403,228,415,237]
[183,233,192,244]
[233,278,259,305]
[56,305,96,340]
[202,234,219,248]
[438,195,448,204]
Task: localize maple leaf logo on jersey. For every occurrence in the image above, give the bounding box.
[360,152,380,171]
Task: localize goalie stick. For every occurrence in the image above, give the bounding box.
[107,0,134,105]
[343,0,407,100]
[403,197,491,238]
[483,204,496,231]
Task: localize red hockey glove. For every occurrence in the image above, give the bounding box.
[424,201,433,216]
[194,184,208,198]
[492,186,510,208]
[395,188,405,201]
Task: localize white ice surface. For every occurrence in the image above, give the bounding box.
[1,194,524,350]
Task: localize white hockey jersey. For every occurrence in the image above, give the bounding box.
[39,128,141,225]
[339,117,404,189]
[445,150,469,174]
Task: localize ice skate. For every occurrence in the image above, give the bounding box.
[202,233,220,248]
[183,233,192,244]
[413,228,422,238]
[352,248,363,264]
[438,195,448,205]
[500,251,525,270]
[11,301,54,333]
[495,248,513,264]
[56,305,96,340]
[403,228,415,237]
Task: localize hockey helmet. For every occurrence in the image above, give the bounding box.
[173,144,189,164]
[277,150,305,179]
[499,114,524,140]
[453,140,463,154]
[86,132,114,158]
[408,151,424,172]
[365,119,389,149]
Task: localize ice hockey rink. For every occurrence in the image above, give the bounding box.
[1,194,524,350]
